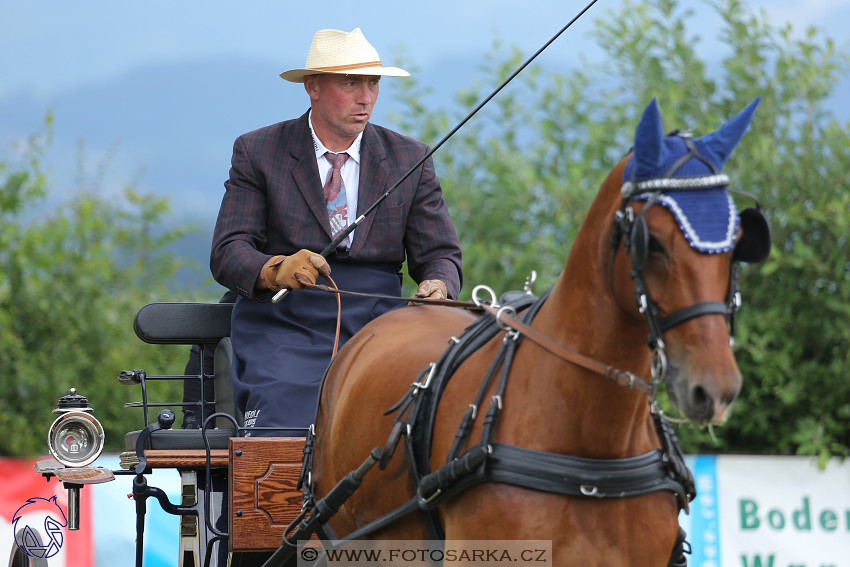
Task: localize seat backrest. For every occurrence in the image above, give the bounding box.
[133,302,233,345]
[214,337,243,428]
[129,301,235,429]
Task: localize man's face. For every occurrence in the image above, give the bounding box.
[306,73,380,149]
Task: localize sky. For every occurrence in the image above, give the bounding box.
[1,0,848,285]
[2,0,847,97]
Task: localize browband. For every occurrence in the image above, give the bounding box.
[620,174,730,199]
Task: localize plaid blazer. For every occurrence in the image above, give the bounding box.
[211,111,462,300]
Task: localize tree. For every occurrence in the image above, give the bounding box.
[0,117,201,455]
[390,0,850,463]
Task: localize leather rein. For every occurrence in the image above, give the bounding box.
[302,279,657,396]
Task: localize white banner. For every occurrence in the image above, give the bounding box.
[682,455,850,567]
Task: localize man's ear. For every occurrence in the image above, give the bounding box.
[304,75,320,101]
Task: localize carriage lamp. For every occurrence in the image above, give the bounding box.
[37,388,113,532]
[47,388,106,468]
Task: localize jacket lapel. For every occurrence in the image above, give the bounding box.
[289,112,333,237]
[350,123,389,256]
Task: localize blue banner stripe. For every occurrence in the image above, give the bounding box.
[688,454,720,566]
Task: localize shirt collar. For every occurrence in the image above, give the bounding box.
[308,109,362,164]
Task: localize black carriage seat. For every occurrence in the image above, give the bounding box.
[123,302,240,455]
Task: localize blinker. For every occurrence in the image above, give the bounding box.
[630,213,651,270]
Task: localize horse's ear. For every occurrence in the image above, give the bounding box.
[632,98,667,180]
[733,206,772,263]
[697,97,761,169]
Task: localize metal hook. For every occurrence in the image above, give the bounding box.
[523,270,538,294]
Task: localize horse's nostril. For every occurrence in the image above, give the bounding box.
[690,385,714,418]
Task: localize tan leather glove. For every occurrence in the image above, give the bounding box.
[414,279,448,300]
[258,250,330,292]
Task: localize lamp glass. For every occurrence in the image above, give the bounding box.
[48,411,105,467]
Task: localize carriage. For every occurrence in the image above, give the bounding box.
[11,98,771,567]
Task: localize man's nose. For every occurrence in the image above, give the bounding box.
[354,83,377,104]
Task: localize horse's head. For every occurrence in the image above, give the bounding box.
[609,98,770,424]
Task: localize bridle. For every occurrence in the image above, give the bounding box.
[609,132,770,384]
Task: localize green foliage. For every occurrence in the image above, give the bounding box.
[2,0,846,467]
[391,0,849,462]
[0,118,202,456]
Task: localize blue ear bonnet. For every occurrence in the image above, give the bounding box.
[623,136,723,180]
[622,97,760,254]
[641,187,739,253]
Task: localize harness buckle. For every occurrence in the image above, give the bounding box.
[412,363,437,393]
[418,488,442,506]
[637,294,649,314]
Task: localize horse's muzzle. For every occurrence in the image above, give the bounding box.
[666,365,741,425]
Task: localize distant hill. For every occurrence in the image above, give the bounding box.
[2,54,847,294]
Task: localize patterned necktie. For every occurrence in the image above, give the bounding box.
[323,152,350,240]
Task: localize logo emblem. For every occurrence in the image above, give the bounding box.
[12,496,67,559]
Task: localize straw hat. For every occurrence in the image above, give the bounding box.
[280,28,410,83]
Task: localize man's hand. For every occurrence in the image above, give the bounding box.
[414,279,448,300]
[259,250,331,292]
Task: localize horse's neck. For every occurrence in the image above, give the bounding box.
[525,165,657,456]
[543,163,647,370]
[545,242,646,365]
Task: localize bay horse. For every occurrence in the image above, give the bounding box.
[296,98,769,566]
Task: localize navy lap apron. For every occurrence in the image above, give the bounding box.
[230,260,402,436]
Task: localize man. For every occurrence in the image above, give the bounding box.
[210,28,462,436]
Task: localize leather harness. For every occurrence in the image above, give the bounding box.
[273,290,695,567]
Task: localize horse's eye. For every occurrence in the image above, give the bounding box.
[648,236,665,255]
